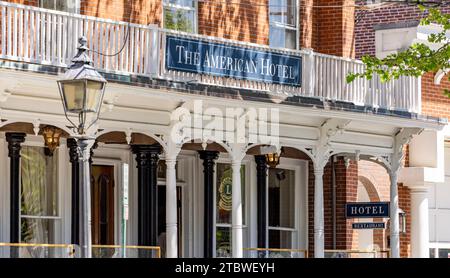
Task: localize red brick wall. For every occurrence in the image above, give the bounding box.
[398,184,411,258]
[316,0,355,58]
[80,0,162,26]
[300,0,317,49]
[198,0,269,45]
[422,72,450,120]
[7,0,37,5]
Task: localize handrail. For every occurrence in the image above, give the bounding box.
[92,244,161,258]
[0,242,75,257]
[0,243,161,258]
[244,247,308,258]
[324,249,390,258]
[0,242,74,248]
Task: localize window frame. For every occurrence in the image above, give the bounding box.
[39,0,80,13]
[266,158,305,252]
[212,157,251,258]
[162,0,198,33]
[18,137,64,258]
[268,0,300,50]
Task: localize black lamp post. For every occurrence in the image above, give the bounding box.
[57,36,107,258]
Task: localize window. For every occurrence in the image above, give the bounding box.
[163,0,197,33]
[215,163,246,258]
[430,248,450,258]
[268,168,296,250]
[20,146,60,258]
[40,0,79,13]
[269,0,298,49]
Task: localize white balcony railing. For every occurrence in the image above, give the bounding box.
[0,1,421,113]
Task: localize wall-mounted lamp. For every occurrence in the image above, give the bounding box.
[399,209,407,235]
[265,148,284,168]
[42,126,62,155]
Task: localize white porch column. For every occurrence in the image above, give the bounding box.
[314,167,325,258]
[165,157,178,258]
[388,127,423,258]
[231,159,243,258]
[389,170,400,258]
[410,185,430,258]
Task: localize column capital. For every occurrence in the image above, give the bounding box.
[77,137,96,162]
[314,167,324,176]
[165,158,177,168]
[231,159,242,167]
[131,144,162,168]
[89,140,98,164]
[67,138,79,163]
[198,150,219,162]
[254,155,267,165]
[6,132,26,158]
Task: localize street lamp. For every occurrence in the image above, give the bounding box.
[57,36,107,258]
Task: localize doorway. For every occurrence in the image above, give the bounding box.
[91,165,115,258]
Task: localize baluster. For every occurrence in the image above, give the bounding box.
[1,6,5,57]
[6,7,11,57]
[104,23,110,70]
[144,28,150,75]
[45,12,51,62]
[134,27,140,74]
[29,9,35,61]
[50,13,56,64]
[129,26,135,73]
[61,15,66,65]
[115,24,120,71]
[99,21,105,69]
[22,8,27,59]
[40,12,46,61]
[13,8,17,58]
[139,27,145,74]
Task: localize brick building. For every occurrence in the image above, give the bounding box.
[351,1,450,258]
[0,0,445,258]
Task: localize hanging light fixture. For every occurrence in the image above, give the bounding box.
[42,126,62,155]
[265,148,283,168]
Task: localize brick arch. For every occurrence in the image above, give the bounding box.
[358,175,381,203]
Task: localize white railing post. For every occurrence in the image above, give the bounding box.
[147,24,159,78]
[303,48,315,97]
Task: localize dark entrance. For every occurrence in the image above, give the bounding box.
[91,165,115,258]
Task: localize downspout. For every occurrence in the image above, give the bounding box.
[331,155,337,249]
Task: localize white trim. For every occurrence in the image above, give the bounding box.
[429,242,450,248]
[91,158,122,246]
[265,157,307,251]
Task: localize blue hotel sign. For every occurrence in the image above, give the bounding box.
[345,202,390,219]
[165,36,302,86]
